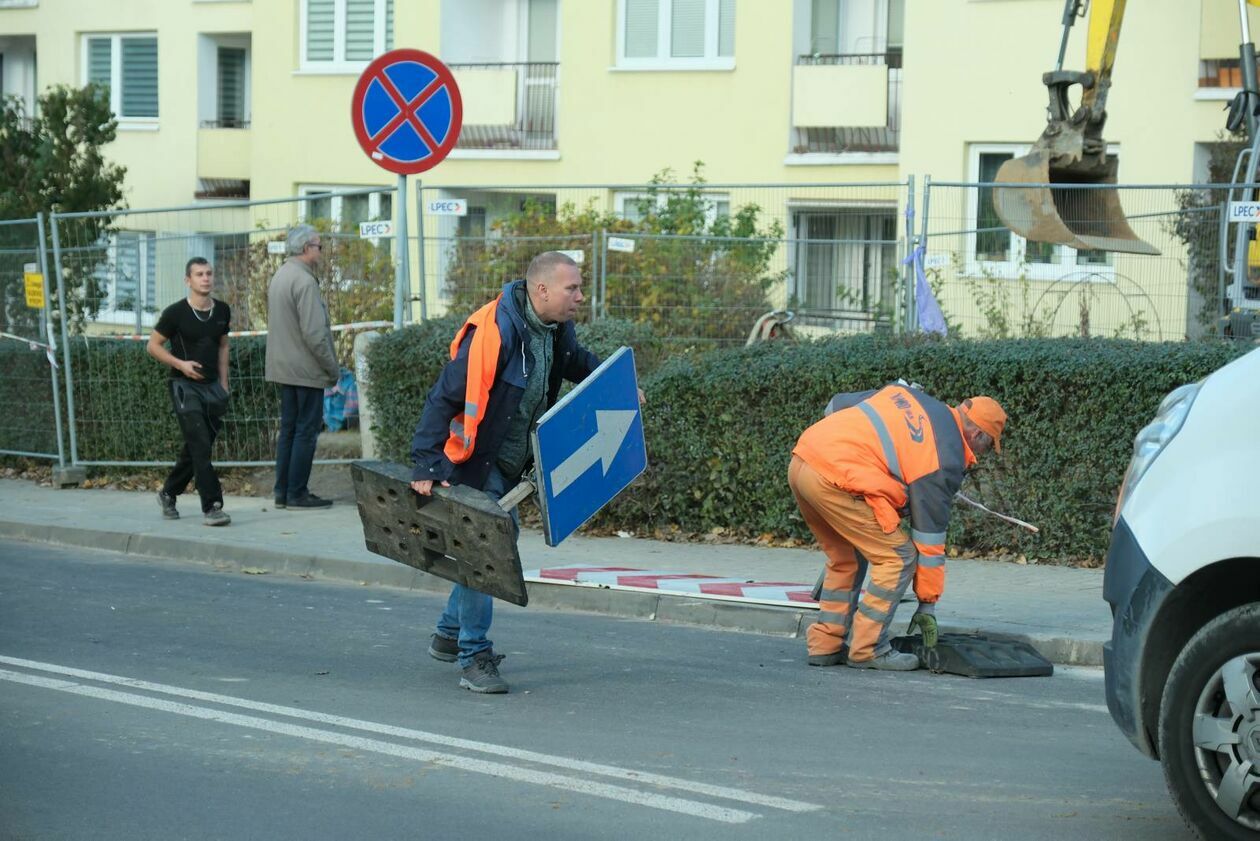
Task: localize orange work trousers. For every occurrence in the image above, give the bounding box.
[788,456,919,663]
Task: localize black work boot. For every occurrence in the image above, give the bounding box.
[428,633,459,663]
[460,651,508,694]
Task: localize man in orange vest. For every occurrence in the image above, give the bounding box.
[789,383,1007,671]
[409,252,602,694]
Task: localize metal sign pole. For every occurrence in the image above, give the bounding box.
[394,174,408,329]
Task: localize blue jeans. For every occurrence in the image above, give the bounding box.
[274,384,323,501]
[436,465,520,667]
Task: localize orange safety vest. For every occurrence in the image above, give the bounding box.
[793,385,976,603]
[443,295,503,464]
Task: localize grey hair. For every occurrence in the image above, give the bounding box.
[286,224,319,256]
[526,251,578,283]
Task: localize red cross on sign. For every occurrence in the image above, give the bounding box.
[350,49,463,176]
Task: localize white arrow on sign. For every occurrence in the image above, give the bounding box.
[548,409,638,496]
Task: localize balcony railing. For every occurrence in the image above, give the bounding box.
[450,62,558,151]
[792,51,902,154]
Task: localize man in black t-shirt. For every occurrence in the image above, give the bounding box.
[146,257,233,526]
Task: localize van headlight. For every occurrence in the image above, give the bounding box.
[1113,382,1201,525]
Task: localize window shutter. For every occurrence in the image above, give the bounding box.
[114,233,140,309]
[120,37,158,118]
[307,0,335,61]
[624,0,659,58]
[670,0,706,58]
[143,232,156,313]
[217,47,246,125]
[87,37,112,91]
[718,0,735,57]
[385,0,394,50]
[345,0,377,61]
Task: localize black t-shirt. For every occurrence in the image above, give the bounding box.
[155,298,231,382]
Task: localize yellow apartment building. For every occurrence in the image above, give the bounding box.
[0,0,1252,338]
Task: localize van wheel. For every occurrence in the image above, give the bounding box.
[1159,603,1260,840]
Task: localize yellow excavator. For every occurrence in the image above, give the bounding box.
[994,0,1260,257]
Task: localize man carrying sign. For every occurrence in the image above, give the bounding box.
[409,251,601,694]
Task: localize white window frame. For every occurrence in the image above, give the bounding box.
[298,0,392,74]
[965,143,1116,282]
[614,0,735,71]
[788,204,898,314]
[614,190,730,226]
[0,0,39,7]
[80,32,159,129]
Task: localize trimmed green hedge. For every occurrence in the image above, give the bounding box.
[367,329,1246,561]
[2,336,279,463]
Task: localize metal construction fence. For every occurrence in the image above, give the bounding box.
[3,178,1257,472]
[0,214,64,464]
[45,187,395,468]
[418,180,913,346]
[919,180,1241,342]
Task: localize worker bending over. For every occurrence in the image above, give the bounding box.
[789,383,1007,671]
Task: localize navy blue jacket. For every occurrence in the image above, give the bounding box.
[410,279,601,491]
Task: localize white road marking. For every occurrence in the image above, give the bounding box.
[0,656,822,819]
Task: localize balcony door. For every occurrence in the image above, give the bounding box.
[809,0,902,56]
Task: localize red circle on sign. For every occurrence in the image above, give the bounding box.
[350,48,464,175]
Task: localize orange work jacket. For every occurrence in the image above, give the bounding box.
[793,384,976,603]
[443,295,502,464]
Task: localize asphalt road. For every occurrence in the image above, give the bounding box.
[0,539,1188,841]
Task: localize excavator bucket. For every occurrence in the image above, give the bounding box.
[993,149,1159,256]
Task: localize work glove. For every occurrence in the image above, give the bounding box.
[907,609,938,648]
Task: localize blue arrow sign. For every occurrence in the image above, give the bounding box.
[531,346,646,547]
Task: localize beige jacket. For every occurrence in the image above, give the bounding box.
[265,257,339,388]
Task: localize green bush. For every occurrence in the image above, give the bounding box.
[370,328,1246,561]
[60,336,277,462]
[366,316,664,463]
[0,344,61,456]
[597,335,1246,561]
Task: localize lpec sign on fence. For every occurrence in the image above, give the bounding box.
[531,347,647,546]
[426,199,468,216]
[359,220,395,238]
[350,49,463,175]
[1228,201,1260,222]
[23,263,43,309]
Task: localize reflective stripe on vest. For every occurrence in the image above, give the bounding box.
[443,295,503,464]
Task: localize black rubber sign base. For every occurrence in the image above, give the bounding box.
[890,632,1054,678]
[351,461,528,606]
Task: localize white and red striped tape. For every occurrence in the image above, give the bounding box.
[524,564,819,608]
[99,320,393,342]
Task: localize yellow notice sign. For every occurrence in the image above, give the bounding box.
[23,263,44,309]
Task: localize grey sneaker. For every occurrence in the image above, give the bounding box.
[847,650,920,671]
[203,502,231,527]
[273,497,286,509]
[460,651,508,694]
[428,633,459,663]
[808,648,848,667]
[157,491,179,520]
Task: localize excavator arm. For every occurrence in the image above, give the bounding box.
[993,0,1160,255]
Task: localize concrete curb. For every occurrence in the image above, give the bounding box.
[0,519,1105,667]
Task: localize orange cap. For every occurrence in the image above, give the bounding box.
[960,396,1007,453]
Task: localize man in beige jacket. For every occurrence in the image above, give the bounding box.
[265,224,339,509]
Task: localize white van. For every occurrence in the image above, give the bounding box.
[1104,346,1260,840]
